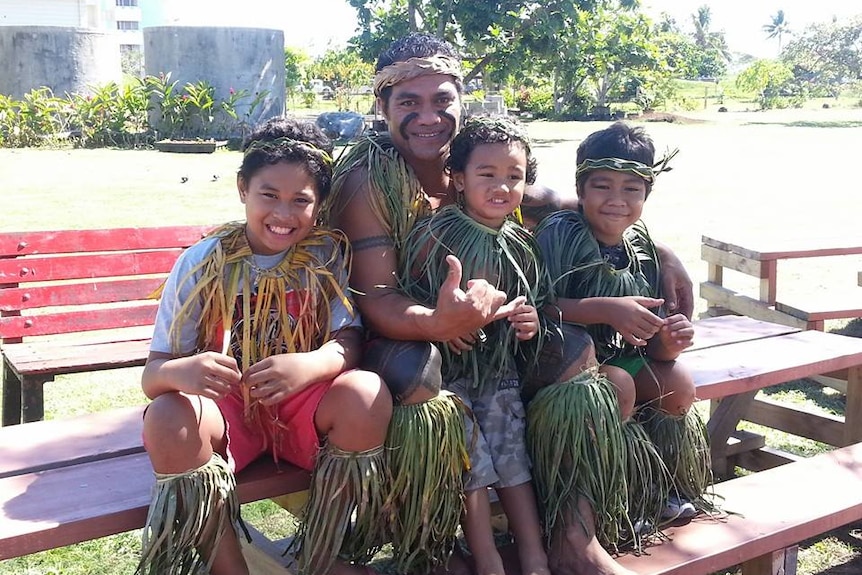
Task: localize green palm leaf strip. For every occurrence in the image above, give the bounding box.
[535,210,660,362]
[526,370,628,551]
[383,392,468,574]
[399,205,552,390]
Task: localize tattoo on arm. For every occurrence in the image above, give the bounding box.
[351,235,395,252]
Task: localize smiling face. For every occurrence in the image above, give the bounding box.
[379,73,461,164]
[238,161,318,255]
[578,169,647,246]
[452,141,528,229]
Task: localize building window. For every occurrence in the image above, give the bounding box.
[117,21,140,31]
[116,0,139,6]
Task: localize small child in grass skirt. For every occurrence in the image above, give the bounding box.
[399,115,552,575]
[533,121,714,550]
[136,117,392,575]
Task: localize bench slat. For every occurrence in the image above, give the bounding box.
[0,304,158,339]
[0,406,144,479]
[0,453,310,560]
[683,329,862,400]
[2,338,152,376]
[614,442,862,575]
[0,226,212,257]
[701,235,862,261]
[0,277,166,312]
[0,249,184,285]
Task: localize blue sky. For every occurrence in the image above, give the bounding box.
[145,0,860,59]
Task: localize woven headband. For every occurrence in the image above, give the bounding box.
[244,137,333,166]
[575,148,679,184]
[373,55,463,97]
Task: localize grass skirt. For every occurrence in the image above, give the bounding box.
[135,453,240,575]
[290,443,387,575]
[384,392,468,574]
[638,406,715,511]
[526,370,628,551]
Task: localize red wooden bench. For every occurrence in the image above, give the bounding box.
[3,316,862,575]
[0,225,213,425]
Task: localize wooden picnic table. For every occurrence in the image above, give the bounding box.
[700,235,862,330]
[682,315,862,476]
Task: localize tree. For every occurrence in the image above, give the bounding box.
[763,10,791,51]
[310,48,374,111]
[735,59,793,109]
[689,5,731,63]
[781,15,862,96]
[284,47,311,108]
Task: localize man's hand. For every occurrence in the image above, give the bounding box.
[432,255,508,341]
[657,245,694,318]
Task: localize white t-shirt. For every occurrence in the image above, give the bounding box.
[151,234,361,356]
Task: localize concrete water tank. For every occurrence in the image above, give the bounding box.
[0,26,122,99]
[144,26,286,138]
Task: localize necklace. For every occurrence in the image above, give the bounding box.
[243,257,288,289]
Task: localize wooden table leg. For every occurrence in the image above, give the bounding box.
[707,390,758,478]
[844,365,862,446]
[1,362,22,426]
[21,375,50,424]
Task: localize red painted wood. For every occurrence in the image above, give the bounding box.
[0,453,309,560]
[683,329,862,400]
[687,315,800,352]
[0,406,145,479]
[701,235,862,261]
[0,277,166,312]
[0,304,158,339]
[2,339,152,376]
[0,226,212,257]
[0,249,185,285]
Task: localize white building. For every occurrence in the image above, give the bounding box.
[0,0,143,74]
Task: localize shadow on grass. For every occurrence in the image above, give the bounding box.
[533,137,576,147]
[743,120,862,128]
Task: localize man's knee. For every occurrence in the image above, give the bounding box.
[361,338,442,404]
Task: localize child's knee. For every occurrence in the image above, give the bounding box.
[659,366,695,415]
[321,370,392,447]
[601,365,635,420]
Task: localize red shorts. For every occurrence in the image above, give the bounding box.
[218,379,331,473]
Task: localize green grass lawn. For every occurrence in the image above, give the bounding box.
[2,107,862,574]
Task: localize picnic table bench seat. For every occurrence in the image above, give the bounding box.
[3,316,862,575]
[0,225,214,425]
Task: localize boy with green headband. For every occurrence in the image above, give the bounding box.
[534,121,712,537]
[136,117,392,575]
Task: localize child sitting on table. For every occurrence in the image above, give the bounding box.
[399,115,550,575]
[136,117,392,575]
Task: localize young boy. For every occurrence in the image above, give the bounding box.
[398,116,550,575]
[534,121,711,529]
[136,117,392,575]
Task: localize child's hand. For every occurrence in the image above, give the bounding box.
[175,351,240,400]
[445,334,477,355]
[656,313,694,354]
[606,296,666,346]
[508,302,539,341]
[242,353,316,406]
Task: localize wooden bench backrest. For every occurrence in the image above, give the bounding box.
[0,226,212,340]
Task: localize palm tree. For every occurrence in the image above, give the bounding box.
[691,5,712,49]
[763,10,791,51]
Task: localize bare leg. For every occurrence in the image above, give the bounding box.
[548,497,636,575]
[497,483,550,575]
[142,393,248,575]
[462,488,506,575]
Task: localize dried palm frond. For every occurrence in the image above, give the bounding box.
[168,223,353,454]
[526,370,628,551]
[534,211,660,362]
[399,205,552,391]
[289,443,387,575]
[136,454,239,575]
[383,393,468,574]
[324,133,431,250]
[638,406,716,512]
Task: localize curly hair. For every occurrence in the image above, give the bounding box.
[238,117,334,201]
[446,115,538,184]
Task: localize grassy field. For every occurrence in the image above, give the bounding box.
[2,105,862,573]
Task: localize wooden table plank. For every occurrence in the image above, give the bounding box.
[687,315,800,352]
[701,235,862,261]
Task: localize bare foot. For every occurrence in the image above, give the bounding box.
[547,499,637,575]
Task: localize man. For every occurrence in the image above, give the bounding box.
[324,33,693,575]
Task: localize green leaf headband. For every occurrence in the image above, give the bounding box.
[373,55,463,97]
[243,137,333,167]
[575,148,679,184]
